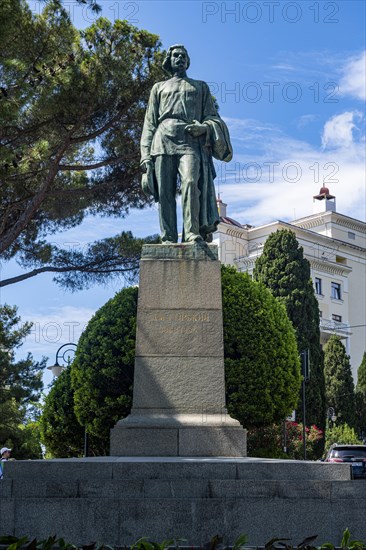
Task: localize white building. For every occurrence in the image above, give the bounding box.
[214,188,366,382]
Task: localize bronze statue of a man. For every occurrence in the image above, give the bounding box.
[140,44,233,243]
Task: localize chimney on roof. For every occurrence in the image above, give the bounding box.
[217,196,227,218]
[313,187,336,214]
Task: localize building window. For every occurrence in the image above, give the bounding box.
[332,314,342,322]
[315,277,322,295]
[348,231,356,240]
[331,282,342,300]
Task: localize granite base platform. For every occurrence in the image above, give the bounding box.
[1,457,364,547]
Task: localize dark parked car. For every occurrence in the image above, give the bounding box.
[325,444,366,479]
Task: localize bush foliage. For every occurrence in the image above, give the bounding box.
[70,287,138,454]
[40,367,85,458]
[42,267,303,456]
[222,266,301,429]
[324,423,363,455]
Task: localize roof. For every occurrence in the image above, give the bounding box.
[219,216,253,229]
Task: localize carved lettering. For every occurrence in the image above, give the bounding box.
[161,326,196,335]
[151,311,210,323]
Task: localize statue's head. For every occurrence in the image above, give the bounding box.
[162,44,190,75]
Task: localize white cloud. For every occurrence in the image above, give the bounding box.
[263,50,366,100]
[297,114,318,128]
[339,51,366,101]
[271,63,297,72]
[20,305,96,357]
[218,115,366,226]
[16,305,97,387]
[321,111,363,149]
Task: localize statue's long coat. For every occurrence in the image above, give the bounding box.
[140,76,233,238]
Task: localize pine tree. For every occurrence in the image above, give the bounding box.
[253,229,325,428]
[0,305,45,458]
[324,335,356,428]
[0,0,164,290]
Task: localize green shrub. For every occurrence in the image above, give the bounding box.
[71,287,138,453]
[0,529,365,550]
[324,423,362,455]
[222,266,301,429]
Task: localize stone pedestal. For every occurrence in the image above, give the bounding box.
[110,243,247,456]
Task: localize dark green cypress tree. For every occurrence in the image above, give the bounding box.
[355,352,366,437]
[356,352,366,393]
[324,335,356,428]
[253,229,325,429]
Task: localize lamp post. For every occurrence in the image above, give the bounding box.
[300,349,310,460]
[47,342,77,377]
[327,407,337,429]
[47,342,89,457]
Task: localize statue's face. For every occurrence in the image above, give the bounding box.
[170,48,188,73]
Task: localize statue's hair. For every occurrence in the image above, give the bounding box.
[162,44,190,75]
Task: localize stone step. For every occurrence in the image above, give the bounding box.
[2,457,351,482]
[1,459,363,547]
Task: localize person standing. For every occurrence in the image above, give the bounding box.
[0,447,12,479]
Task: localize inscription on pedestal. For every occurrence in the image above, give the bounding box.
[152,312,210,322]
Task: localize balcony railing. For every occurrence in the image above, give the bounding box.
[320,318,351,335]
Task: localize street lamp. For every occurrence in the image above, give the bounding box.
[327,407,337,428]
[300,349,310,460]
[47,342,90,457]
[47,342,77,377]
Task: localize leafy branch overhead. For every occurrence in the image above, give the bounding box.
[0,0,165,289]
[1,231,160,290]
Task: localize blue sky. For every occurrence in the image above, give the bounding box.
[1,0,365,385]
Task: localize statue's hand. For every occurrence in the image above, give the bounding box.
[141,160,153,173]
[185,121,207,137]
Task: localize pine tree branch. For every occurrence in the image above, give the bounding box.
[0,133,78,254]
[59,155,135,171]
[70,111,124,144]
[0,262,138,287]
